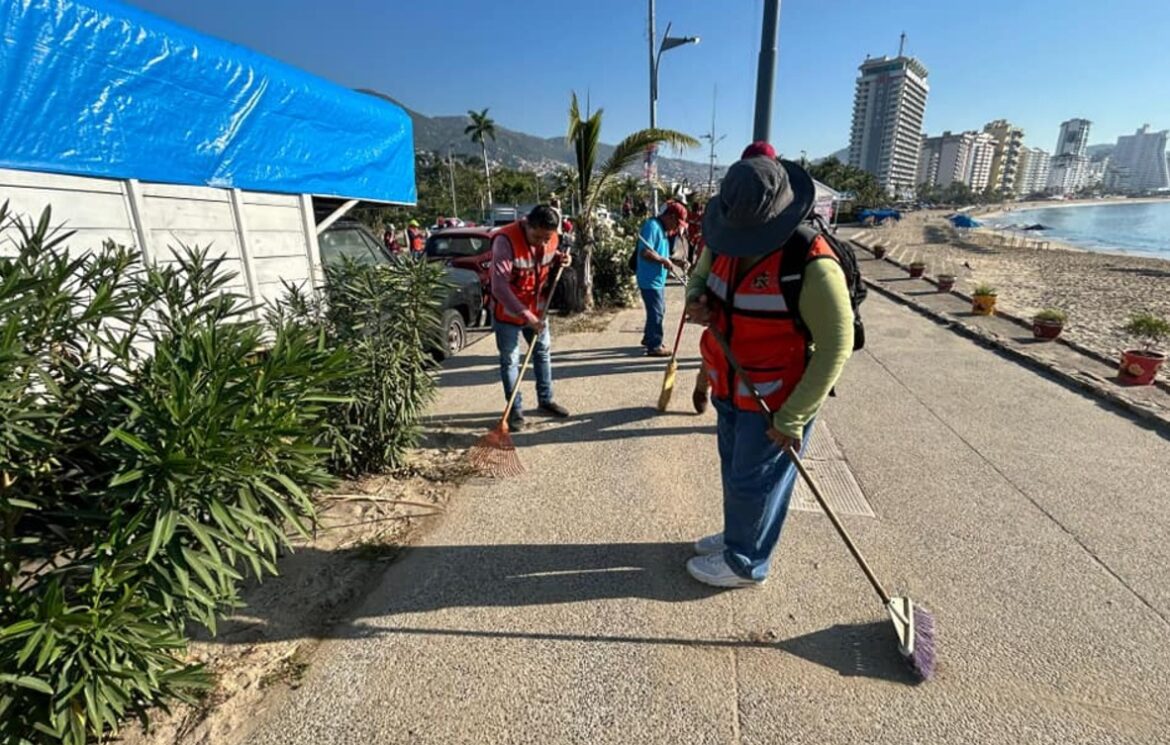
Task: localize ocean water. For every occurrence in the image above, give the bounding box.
[986,201,1170,259]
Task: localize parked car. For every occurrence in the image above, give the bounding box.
[321,220,483,359]
[424,227,493,301]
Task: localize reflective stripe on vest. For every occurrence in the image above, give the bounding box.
[490,220,560,325]
[737,378,783,398]
[706,273,730,300]
[731,293,788,312]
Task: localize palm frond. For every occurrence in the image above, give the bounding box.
[567,92,605,206]
[586,128,699,212]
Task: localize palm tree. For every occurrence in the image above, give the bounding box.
[566,92,699,311]
[465,108,497,208]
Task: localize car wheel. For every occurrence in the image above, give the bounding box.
[442,309,466,358]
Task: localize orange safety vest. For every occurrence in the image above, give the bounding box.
[699,234,838,412]
[491,220,561,326]
[408,228,425,253]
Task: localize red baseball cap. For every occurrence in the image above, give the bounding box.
[661,200,688,222]
[740,141,777,160]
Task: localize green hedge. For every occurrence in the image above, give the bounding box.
[0,204,443,744]
[275,256,446,476]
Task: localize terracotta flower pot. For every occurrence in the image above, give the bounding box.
[972,294,997,315]
[936,274,956,292]
[1118,349,1166,386]
[1032,319,1063,340]
[908,263,926,278]
[872,245,887,259]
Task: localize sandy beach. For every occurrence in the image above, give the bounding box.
[853,210,1170,357]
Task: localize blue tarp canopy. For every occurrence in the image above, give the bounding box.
[0,0,415,204]
[948,214,981,229]
[857,208,902,223]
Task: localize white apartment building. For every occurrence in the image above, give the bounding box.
[1047,119,1092,194]
[1016,147,1051,195]
[1056,118,1091,157]
[918,130,996,190]
[848,54,930,195]
[968,132,996,191]
[1105,125,1170,193]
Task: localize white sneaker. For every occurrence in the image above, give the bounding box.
[685,553,762,589]
[693,532,725,555]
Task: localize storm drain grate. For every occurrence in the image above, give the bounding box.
[805,422,844,461]
[790,461,876,517]
[790,423,876,518]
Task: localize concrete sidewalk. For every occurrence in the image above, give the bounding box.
[245,288,1170,745]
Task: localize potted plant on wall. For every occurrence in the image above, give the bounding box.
[1032,308,1067,340]
[872,243,888,260]
[1118,312,1170,385]
[908,259,926,278]
[971,283,998,315]
[936,272,956,292]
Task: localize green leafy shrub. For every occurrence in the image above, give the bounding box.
[590,236,638,309]
[973,283,997,297]
[276,256,446,476]
[1,204,347,744]
[1122,312,1170,354]
[1033,308,1067,323]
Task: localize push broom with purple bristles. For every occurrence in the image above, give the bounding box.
[709,328,936,681]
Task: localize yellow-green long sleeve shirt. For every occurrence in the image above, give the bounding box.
[686,248,854,438]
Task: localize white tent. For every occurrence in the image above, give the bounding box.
[813,179,843,223]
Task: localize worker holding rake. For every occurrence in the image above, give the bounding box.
[684,146,854,589]
[489,204,573,433]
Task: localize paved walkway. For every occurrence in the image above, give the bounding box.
[244,288,1170,745]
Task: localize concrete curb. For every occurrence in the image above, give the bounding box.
[847,235,1170,437]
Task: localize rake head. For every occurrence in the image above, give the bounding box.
[657,359,678,412]
[467,424,525,478]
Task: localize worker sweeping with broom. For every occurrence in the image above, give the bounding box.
[683,147,850,587]
[685,146,935,680]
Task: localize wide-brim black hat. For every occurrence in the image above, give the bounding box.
[702,157,816,257]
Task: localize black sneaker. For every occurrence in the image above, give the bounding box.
[538,401,570,418]
[507,411,526,432]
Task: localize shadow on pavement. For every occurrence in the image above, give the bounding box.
[438,346,698,388]
[213,542,917,685]
[358,620,918,684]
[424,405,713,450]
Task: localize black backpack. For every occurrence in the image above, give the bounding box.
[779,214,867,351]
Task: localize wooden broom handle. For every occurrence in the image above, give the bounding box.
[706,327,891,604]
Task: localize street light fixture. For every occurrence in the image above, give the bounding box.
[651,21,700,129]
[648,1,699,211]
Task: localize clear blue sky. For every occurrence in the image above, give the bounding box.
[125,0,1170,166]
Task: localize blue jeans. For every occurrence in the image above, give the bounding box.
[494,321,553,415]
[639,287,666,350]
[713,397,816,581]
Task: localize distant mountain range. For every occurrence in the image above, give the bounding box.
[359,92,1119,179]
[359,89,716,183]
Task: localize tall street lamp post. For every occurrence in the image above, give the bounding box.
[648,0,698,212]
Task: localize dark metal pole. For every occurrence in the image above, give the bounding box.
[648,0,656,129]
[447,147,458,216]
[752,0,781,143]
[648,0,658,213]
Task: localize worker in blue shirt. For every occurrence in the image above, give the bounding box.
[636,200,687,356]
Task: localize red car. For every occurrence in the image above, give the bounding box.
[424,227,493,300]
